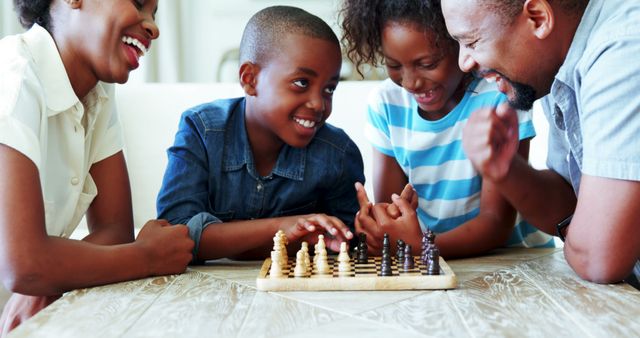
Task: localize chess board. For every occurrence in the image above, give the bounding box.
[256,256,457,291]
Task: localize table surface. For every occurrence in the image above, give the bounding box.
[10,248,640,338]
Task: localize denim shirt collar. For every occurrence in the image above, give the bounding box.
[222,98,306,181]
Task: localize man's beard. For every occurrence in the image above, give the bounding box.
[508,80,537,111]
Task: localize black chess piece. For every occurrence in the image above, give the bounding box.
[426,247,440,275]
[421,229,436,265]
[403,244,414,271]
[357,232,368,263]
[396,239,405,263]
[380,252,392,276]
[382,233,390,254]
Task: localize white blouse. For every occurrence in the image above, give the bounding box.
[0,24,123,237]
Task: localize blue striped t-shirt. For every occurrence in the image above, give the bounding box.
[365,78,554,248]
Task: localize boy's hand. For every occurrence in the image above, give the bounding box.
[285,214,353,252]
[135,219,194,276]
[462,103,519,182]
[0,294,60,337]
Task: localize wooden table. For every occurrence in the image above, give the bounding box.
[10,248,640,337]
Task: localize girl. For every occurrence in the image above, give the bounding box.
[340,0,554,257]
[0,0,193,334]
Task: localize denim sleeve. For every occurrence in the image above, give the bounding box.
[157,111,214,227]
[323,139,365,233]
[186,212,222,264]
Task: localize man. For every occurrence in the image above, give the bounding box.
[440,0,640,285]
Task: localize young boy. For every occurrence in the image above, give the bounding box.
[157,6,365,261]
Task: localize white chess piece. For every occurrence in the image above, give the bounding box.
[269,251,284,278]
[301,242,311,273]
[293,250,307,277]
[338,242,351,273]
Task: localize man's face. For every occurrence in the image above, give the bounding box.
[441,0,544,110]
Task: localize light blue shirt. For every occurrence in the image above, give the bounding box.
[543,0,640,192]
[541,0,640,280]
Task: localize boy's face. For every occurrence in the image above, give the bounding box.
[68,0,159,84]
[244,34,341,149]
[381,21,465,118]
[441,0,556,110]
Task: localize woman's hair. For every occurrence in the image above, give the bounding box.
[339,0,455,77]
[13,0,53,30]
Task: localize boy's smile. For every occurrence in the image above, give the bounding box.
[243,33,342,155]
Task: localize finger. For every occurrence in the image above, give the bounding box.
[399,184,413,200]
[410,187,419,209]
[386,203,400,219]
[371,203,393,228]
[391,193,417,217]
[328,216,354,239]
[354,182,370,208]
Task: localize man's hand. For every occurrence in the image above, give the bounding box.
[463,103,519,182]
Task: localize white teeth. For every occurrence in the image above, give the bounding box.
[293,117,317,128]
[121,36,148,56]
[485,76,497,83]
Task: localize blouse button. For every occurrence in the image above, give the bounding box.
[71,177,80,185]
[257,183,263,191]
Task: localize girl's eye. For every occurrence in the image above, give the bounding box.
[293,79,309,88]
[133,0,144,9]
[419,63,436,70]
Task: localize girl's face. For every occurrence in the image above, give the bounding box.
[381,21,465,120]
[66,0,159,86]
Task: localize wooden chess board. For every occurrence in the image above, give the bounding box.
[256,256,457,291]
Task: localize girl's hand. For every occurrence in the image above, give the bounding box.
[135,219,194,276]
[367,194,423,255]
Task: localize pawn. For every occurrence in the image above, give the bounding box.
[293,250,308,277]
[396,239,405,263]
[269,251,284,278]
[382,233,390,254]
[316,249,331,275]
[357,232,368,263]
[380,252,392,276]
[403,244,414,271]
[338,242,351,273]
[426,247,440,275]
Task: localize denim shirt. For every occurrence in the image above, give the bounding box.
[157,97,365,256]
[542,0,640,194]
[541,0,640,279]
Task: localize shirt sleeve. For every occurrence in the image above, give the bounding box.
[323,138,365,234]
[364,86,395,157]
[157,110,214,226]
[0,64,45,169]
[579,33,640,180]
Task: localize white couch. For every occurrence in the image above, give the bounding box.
[0,81,550,312]
[115,81,550,229]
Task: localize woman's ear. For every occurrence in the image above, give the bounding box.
[64,0,82,9]
[239,62,259,96]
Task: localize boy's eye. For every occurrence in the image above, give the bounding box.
[293,79,309,88]
[132,0,144,9]
[324,86,336,95]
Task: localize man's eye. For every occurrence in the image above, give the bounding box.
[293,79,309,88]
[464,40,478,49]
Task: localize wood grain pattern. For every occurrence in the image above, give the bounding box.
[9,249,639,338]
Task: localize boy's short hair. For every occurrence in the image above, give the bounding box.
[239,6,339,65]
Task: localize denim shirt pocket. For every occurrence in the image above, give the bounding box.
[274,200,318,217]
[212,210,235,222]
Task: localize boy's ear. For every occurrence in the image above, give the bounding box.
[239,62,259,96]
[64,0,82,9]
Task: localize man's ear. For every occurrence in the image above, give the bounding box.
[64,0,82,9]
[523,0,554,39]
[239,62,259,96]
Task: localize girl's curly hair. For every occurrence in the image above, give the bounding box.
[13,0,53,30]
[339,0,455,78]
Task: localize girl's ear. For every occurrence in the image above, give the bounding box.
[239,62,259,96]
[64,0,82,9]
